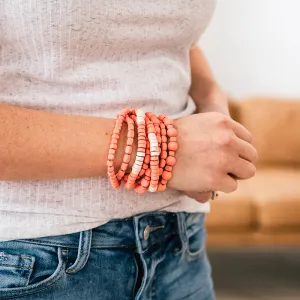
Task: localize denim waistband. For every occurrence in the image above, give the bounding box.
[13,211,205,275]
[18,212,189,251]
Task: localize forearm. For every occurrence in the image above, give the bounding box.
[189,46,229,115]
[0,104,133,181]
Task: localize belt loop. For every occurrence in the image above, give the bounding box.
[176,213,188,253]
[66,229,92,274]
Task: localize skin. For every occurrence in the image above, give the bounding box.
[184,46,257,202]
[0,46,257,202]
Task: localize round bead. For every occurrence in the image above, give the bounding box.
[168,142,178,151]
[141,178,150,188]
[162,171,172,181]
[165,165,173,172]
[164,118,174,126]
[157,183,167,192]
[169,151,175,157]
[161,151,167,159]
[159,159,166,168]
[166,156,176,166]
[167,128,177,137]
[134,185,148,194]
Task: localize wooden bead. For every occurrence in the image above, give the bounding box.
[168,142,178,151]
[160,151,167,159]
[108,154,114,160]
[165,165,173,172]
[162,171,172,181]
[125,146,132,154]
[127,131,134,138]
[120,162,127,171]
[124,154,131,163]
[166,156,176,166]
[167,128,177,137]
[109,149,115,155]
[107,160,113,167]
[157,183,166,192]
[141,178,150,188]
[127,138,134,145]
[164,118,174,126]
[169,137,177,142]
[162,143,167,151]
[169,151,175,156]
[134,185,148,194]
[139,169,146,177]
[145,169,151,177]
[144,155,150,164]
[159,159,166,168]
[111,138,118,144]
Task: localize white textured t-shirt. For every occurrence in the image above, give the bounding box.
[0,0,216,241]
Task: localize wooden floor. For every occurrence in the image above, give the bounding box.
[208,246,300,300]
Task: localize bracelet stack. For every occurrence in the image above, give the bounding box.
[107,108,178,194]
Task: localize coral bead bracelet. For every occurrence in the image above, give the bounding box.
[107,108,178,194]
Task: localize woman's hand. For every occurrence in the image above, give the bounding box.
[168,112,257,194]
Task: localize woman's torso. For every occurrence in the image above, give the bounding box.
[0,0,215,241]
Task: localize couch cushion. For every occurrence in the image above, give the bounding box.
[239,98,300,166]
[247,168,300,231]
[206,182,255,231]
[206,168,300,231]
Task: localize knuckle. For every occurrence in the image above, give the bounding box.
[218,114,231,126]
[219,132,233,146]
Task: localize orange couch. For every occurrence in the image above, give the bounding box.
[206,98,300,245]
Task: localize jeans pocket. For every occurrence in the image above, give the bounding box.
[185,213,206,259]
[0,240,67,299]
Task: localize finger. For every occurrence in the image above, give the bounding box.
[230,120,252,143]
[186,191,211,203]
[218,174,238,193]
[232,136,258,163]
[230,158,256,180]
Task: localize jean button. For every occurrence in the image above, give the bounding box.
[143,225,151,240]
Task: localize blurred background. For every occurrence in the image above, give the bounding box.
[199,1,300,299]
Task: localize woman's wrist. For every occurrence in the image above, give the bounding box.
[190,84,230,116]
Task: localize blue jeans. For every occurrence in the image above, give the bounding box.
[0,212,214,300]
